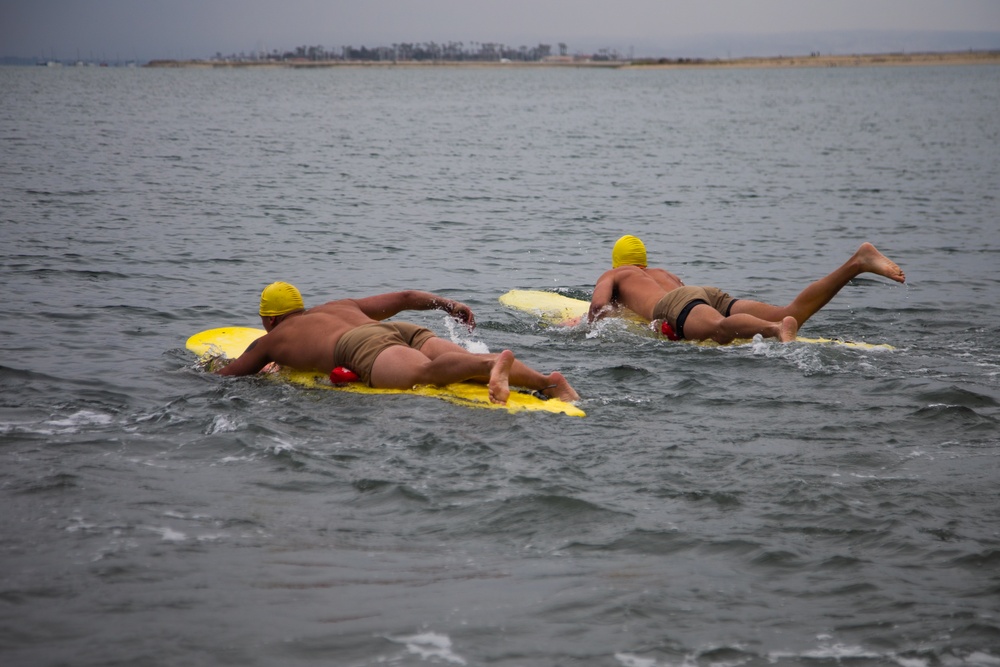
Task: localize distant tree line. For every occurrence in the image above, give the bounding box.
[214,41,594,63]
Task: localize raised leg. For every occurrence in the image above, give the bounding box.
[732,242,905,326]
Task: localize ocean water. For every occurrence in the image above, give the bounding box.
[1,63,998,666]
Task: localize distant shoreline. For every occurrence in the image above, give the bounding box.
[636,50,1000,69]
[146,50,1000,70]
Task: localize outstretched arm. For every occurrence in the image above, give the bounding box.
[352,290,475,329]
[215,337,274,376]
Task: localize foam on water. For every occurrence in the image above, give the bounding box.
[388,632,467,665]
[1,409,116,436]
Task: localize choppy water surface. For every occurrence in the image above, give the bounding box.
[1,64,999,666]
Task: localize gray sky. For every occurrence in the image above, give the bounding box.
[3,0,1000,61]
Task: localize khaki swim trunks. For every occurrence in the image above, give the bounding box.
[333,322,437,386]
[652,286,738,340]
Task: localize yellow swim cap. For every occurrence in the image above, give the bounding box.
[258,281,304,316]
[612,235,647,268]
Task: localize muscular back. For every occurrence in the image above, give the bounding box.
[221,300,377,375]
[264,304,372,372]
[590,266,685,321]
[218,289,471,377]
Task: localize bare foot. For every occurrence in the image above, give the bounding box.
[488,349,515,404]
[543,372,580,402]
[856,242,906,283]
[779,316,798,343]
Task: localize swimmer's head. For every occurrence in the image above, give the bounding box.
[259,281,304,316]
[612,235,647,268]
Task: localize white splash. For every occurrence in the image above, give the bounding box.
[444,316,490,354]
[389,632,467,665]
[266,439,297,455]
[217,454,256,464]
[770,639,885,664]
[894,657,930,667]
[2,409,116,436]
[206,414,238,434]
[141,525,187,542]
[50,410,114,429]
[615,652,659,667]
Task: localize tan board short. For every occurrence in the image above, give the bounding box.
[652,286,739,340]
[333,322,437,386]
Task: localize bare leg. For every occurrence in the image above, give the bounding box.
[370,346,495,389]
[733,242,905,326]
[421,338,579,402]
[683,305,797,343]
[423,338,580,402]
[374,338,580,403]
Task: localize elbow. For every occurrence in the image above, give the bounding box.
[395,290,422,307]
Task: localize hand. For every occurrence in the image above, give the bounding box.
[587,301,608,323]
[444,300,475,330]
[202,355,233,373]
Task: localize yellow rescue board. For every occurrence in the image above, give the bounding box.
[499,290,894,351]
[186,326,585,417]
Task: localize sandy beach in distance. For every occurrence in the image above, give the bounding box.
[634,50,1000,69]
[147,50,1000,69]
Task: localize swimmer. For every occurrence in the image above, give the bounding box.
[588,236,905,344]
[215,282,579,404]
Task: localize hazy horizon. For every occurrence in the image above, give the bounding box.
[7,30,1000,65]
[3,0,1000,62]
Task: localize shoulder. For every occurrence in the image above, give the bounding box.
[595,268,616,283]
[645,267,683,284]
[309,298,357,313]
[598,266,636,282]
[602,266,649,282]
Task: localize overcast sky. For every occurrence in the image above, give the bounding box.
[3,0,1000,61]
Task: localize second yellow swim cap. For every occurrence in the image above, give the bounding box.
[259,281,304,316]
[612,235,647,268]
